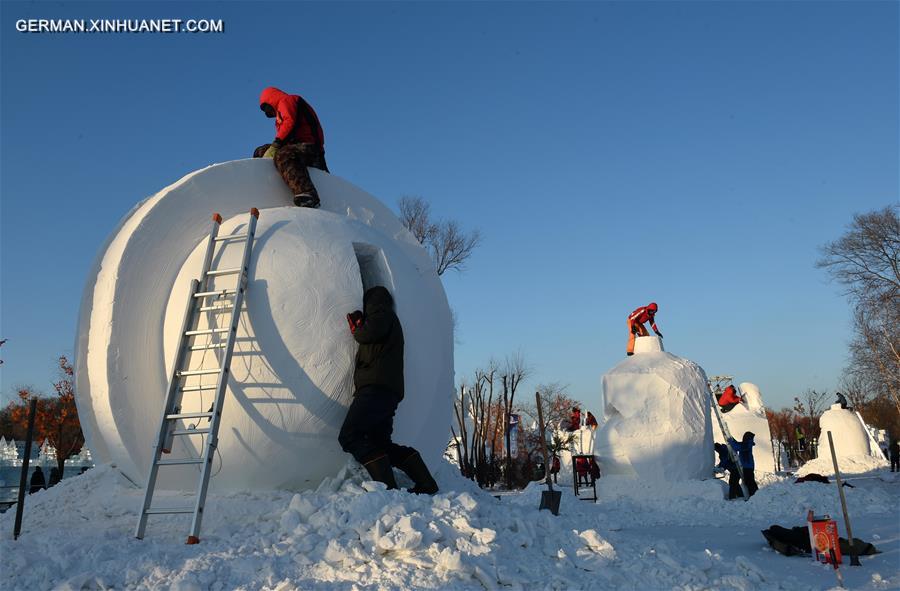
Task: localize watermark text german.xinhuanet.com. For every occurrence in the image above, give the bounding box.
[16,19,224,34]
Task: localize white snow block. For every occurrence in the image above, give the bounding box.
[74,159,454,491]
[819,405,882,459]
[633,335,664,354]
[711,382,776,473]
[595,350,713,482]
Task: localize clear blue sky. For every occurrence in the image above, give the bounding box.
[1,2,897,411]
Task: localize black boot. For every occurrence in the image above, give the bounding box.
[293,193,320,208]
[399,452,439,495]
[362,454,398,490]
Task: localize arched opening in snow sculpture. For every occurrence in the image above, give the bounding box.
[353,242,392,292]
[74,160,454,491]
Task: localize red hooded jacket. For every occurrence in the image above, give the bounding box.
[259,87,325,146]
[718,385,742,407]
[628,305,658,332]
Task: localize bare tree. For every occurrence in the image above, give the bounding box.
[500,352,530,489]
[398,196,482,275]
[817,205,900,304]
[398,196,436,245]
[451,363,508,487]
[792,389,829,445]
[840,372,874,410]
[818,205,900,422]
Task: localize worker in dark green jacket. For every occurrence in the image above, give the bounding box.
[338,286,438,494]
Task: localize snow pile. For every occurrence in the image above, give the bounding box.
[798,406,889,476]
[712,382,777,473]
[74,159,453,491]
[595,346,713,481]
[3,460,898,590]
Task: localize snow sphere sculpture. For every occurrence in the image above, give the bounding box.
[711,382,776,473]
[594,336,713,481]
[74,160,454,491]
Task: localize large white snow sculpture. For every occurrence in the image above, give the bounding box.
[594,336,713,481]
[711,382,776,473]
[74,160,454,491]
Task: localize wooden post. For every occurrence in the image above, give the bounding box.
[827,431,861,566]
[13,398,38,540]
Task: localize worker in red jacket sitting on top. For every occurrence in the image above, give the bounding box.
[254,87,329,208]
[627,302,663,356]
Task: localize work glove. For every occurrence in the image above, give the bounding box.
[347,310,364,333]
[263,144,279,159]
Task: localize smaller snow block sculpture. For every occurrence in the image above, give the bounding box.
[594,342,713,481]
[819,405,885,461]
[712,382,777,473]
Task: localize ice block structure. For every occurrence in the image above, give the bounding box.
[594,336,714,481]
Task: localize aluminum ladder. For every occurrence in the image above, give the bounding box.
[135,208,259,544]
[709,384,750,501]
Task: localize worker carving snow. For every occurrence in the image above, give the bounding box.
[728,431,758,498]
[717,385,743,413]
[253,86,328,208]
[338,286,439,495]
[626,302,663,356]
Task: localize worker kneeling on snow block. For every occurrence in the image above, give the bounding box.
[253,86,328,208]
[626,302,663,356]
[338,286,439,495]
[717,385,743,413]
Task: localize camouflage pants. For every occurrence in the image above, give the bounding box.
[253,142,329,199]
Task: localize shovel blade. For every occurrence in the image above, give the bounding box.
[539,490,561,515]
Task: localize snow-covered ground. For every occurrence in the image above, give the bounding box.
[3,461,898,591]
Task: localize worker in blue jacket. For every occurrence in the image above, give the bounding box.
[728,431,758,497]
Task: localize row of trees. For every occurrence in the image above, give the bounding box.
[451,354,582,490]
[817,205,899,438]
[0,356,85,476]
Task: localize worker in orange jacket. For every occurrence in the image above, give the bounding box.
[627,302,662,356]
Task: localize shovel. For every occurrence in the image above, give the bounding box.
[536,391,561,515]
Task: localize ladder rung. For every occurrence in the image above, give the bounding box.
[180,384,218,392]
[214,233,248,242]
[206,268,241,277]
[185,328,230,336]
[188,342,227,351]
[177,368,220,377]
[198,304,234,312]
[145,507,195,515]
[157,458,205,466]
[194,289,236,298]
[171,428,210,436]
[166,412,214,420]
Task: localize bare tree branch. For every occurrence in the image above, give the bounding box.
[397,195,481,276]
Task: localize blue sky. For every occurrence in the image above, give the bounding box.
[1,1,897,411]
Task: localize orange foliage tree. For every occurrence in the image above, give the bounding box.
[6,356,84,476]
